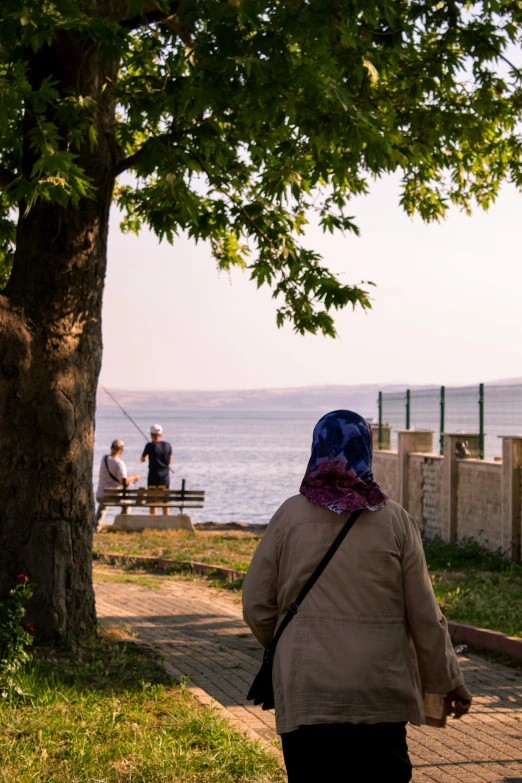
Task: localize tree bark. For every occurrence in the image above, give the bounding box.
[0,33,119,638]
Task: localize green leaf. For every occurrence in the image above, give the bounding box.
[0,0,521,331]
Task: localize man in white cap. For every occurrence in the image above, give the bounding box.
[141,424,173,515]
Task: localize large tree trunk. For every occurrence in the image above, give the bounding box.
[0,33,119,638]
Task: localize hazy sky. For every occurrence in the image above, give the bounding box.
[100,174,522,391]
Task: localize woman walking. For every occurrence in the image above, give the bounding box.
[243,410,471,782]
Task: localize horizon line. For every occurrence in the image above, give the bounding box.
[97,375,522,395]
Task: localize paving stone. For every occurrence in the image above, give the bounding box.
[95,578,522,782]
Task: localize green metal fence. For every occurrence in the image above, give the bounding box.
[377,383,522,460]
[379,391,408,450]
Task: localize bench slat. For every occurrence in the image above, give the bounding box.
[101,497,205,504]
[116,506,204,510]
[104,489,205,498]
[98,503,205,509]
[144,489,204,496]
[102,490,204,497]
[101,481,205,512]
[101,495,204,501]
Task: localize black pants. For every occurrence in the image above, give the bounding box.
[148,476,170,489]
[281,722,412,783]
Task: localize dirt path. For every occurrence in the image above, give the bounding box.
[95,576,522,782]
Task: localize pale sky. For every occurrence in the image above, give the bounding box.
[100,174,522,391]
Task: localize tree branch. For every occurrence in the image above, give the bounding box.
[457,24,522,80]
[120,2,193,46]
[112,132,179,177]
[187,149,283,259]
[116,135,283,257]
[0,168,16,189]
[113,149,145,177]
[120,1,177,29]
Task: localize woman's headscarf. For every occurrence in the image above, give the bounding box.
[299,410,388,514]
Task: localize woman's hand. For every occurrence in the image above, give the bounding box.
[445,685,472,719]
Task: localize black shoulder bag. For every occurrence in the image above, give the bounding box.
[247,508,362,711]
[104,456,126,495]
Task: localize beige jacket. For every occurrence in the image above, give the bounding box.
[242,494,464,735]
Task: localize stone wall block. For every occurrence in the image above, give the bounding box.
[372,430,521,561]
[501,437,522,562]
[398,430,433,513]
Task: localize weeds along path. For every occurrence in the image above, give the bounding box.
[95,576,522,782]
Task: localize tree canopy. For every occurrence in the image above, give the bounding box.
[1,0,521,334]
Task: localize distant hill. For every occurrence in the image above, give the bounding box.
[489,377,522,385]
[97,383,406,417]
[97,377,522,417]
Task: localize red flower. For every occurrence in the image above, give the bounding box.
[17,573,28,580]
[26,622,35,632]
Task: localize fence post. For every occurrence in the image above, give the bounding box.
[501,437,522,563]
[439,385,445,455]
[442,434,461,542]
[378,391,383,450]
[406,389,411,430]
[398,430,433,512]
[479,383,485,460]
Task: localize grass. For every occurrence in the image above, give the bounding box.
[423,537,520,573]
[93,528,261,572]
[92,565,245,594]
[0,635,284,783]
[430,571,522,638]
[424,538,522,638]
[91,569,163,589]
[94,528,522,637]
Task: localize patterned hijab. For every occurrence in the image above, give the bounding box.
[299,410,388,514]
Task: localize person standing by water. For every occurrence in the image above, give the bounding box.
[242,410,471,782]
[141,424,173,515]
[94,440,140,530]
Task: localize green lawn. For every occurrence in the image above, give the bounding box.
[0,636,283,783]
[93,528,261,572]
[94,529,522,638]
[423,538,522,638]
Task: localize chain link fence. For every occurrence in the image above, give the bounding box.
[378,383,522,460]
[380,391,407,451]
[410,388,443,454]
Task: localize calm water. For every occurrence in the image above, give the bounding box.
[94,408,322,524]
[94,385,521,522]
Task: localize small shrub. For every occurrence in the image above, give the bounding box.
[208,576,244,591]
[423,536,520,573]
[164,562,193,575]
[0,575,34,698]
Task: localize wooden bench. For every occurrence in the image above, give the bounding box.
[101,479,204,516]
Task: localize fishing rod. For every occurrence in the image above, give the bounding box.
[100,385,175,476]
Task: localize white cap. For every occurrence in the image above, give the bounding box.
[150,424,163,435]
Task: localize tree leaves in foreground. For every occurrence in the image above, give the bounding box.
[0,0,521,333]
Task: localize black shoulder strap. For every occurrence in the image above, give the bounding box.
[104,455,124,486]
[268,508,363,654]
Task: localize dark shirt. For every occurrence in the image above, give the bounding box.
[142,441,172,482]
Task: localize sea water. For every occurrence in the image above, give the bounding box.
[94,408,325,524]
[94,387,521,523]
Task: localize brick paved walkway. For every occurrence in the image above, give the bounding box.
[95,576,522,782]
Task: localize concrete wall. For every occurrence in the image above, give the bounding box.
[456,460,502,551]
[408,454,425,532]
[372,433,522,561]
[421,456,444,540]
[373,450,399,501]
